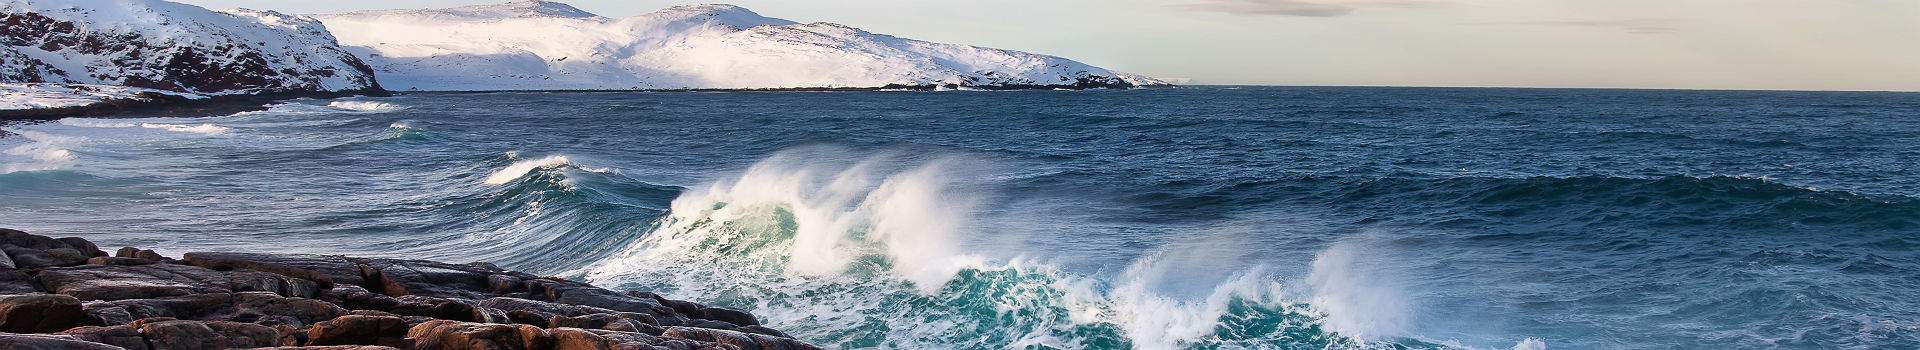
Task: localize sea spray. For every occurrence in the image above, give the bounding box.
[1308,240,1412,341]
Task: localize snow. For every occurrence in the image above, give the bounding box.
[1,0,378,95]
[316,2,1168,90]
[0,83,202,110]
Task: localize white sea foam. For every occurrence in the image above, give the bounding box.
[329,100,404,113]
[58,119,229,135]
[485,155,575,185]
[1,141,76,173]
[1512,338,1548,350]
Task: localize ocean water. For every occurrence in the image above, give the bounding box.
[3,86,1918,349]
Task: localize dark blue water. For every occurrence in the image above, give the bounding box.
[3,87,1917,349]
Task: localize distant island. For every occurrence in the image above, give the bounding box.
[1,0,1170,119]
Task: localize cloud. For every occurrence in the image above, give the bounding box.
[1493,19,1679,34]
[1178,0,1438,17]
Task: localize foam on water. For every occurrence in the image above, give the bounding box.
[328,100,405,113]
[484,154,610,185]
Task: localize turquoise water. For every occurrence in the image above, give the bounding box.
[3,87,1918,349]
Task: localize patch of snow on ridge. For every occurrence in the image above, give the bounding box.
[1,0,379,95]
[315,2,1167,91]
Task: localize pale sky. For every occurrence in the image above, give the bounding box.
[175,0,1920,91]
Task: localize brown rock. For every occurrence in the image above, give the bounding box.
[253,347,403,350]
[0,333,123,350]
[183,252,361,288]
[307,315,409,347]
[81,302,134,326]
[662,327,820,350]
[58,325,148,350]
[233,291,349,327]
[33,264,229,300]
[0,294,88,333]
[105,293,237,321]
[86,256,156,266]
[406,320,547,350]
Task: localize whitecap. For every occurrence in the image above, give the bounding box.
[329,101,405,113]
[485,155,574,185]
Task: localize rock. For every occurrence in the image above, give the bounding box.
[52,238,106,258]
[81,302,134,326]
[184,252,361,288]
[0,294,88,333]
[688,320,739,331]
[733,326,790,339]
[361,259,502,299]
[0,333,122,350]
[0,269,39,294]
[232,292,349,327]
[58,325,148,350]
[228,269,324,299]
[254,347,402,350]
[552,289,674,319]
[33,264,229,300]
[115,247,141,258]
[3,246,69,269]
[662,327,821,350]
[406,320,547,350]
[0,230,106,268]
[547,328,665,350]
[0,246,13,269]
[104,293,237,321]
[138,319,281,350]
[391,296,479,322]
[699,307,759,327]
[306,315,409,348]
[85,256,156,266]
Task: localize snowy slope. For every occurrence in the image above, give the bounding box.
[317,2,1167,90]
[0,0,380,95]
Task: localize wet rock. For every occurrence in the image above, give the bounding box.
[662,327,820,350]
[58,325,148,350]
[184,252,361,288]
[306,315,409,347]
[0,294,87,333]
[406,320,547,350]
[552,289,674,319]
[33,264,229,300]
[0,333,122,350]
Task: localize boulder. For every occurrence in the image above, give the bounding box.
[547,328,666,350]
[104,293,237,321]
[361,259,501,299]
[138,319,281,350]
[254,347,402,350]
[405,320,547,350]
[86,256,156,266]
[81,302,134,326]
[227,270,324,298]
[306,315,409,348]
[232,292,349,327]
[0,269,40,295]
[184,252,362,288]
[662,327,820,350]
[699,307,759,327]
[33,264,229,300]
[732,326,790,339]
[0,294,88,333]
[0,333,122,350]
[58,325,147,350]
[0,229,106,268]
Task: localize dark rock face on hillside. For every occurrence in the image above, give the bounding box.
[0,228,819,350]
[0,1,382,95]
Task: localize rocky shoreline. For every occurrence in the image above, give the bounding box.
[0,228,820,350]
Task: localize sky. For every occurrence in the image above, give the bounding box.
[174,0,1920,91]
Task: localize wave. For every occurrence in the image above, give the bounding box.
[569,150,1464,349]
[485,154,609,185]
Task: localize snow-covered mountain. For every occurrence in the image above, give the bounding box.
[0,0,380,95]
[316,2,1167,91]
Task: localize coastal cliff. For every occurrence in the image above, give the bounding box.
[0,227,820,350]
